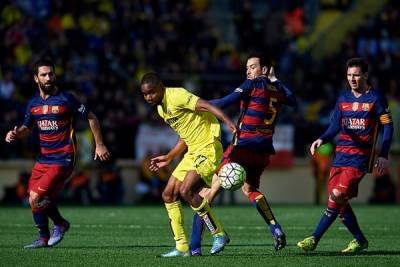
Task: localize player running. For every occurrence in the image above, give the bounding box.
[189,53,297,255]
[5,58,110,249]
[140,72,237,257]
[297,57,393,253]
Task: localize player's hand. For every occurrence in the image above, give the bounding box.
[310,139,323,156]
[268,66,278,82]
[226,120,238,135]
[94,144,111,161]
[373,157,388,176]
[149,155,171,171]
[5,126,18,143]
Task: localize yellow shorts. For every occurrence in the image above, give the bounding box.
[172,140,223,187]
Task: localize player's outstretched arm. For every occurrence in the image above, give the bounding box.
[5,125,31,142]
[150,138,187,171]
[87,111,110,161]
[310,139,323,156]
[195,99,237,135]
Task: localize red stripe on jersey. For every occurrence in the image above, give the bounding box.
[240,130,273,139]
[248,102,267,112]
[40,131,70,142]
[250,88,284,99]
[338,133,371,142]
[242,115,264,125]
[335,145,370,156]
[30,105,67,115]
[41,144,74,154]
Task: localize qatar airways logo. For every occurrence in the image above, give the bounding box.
[37,120,58,131]
[342,118,366,130]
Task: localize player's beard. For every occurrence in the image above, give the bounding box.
[38,80,56,94]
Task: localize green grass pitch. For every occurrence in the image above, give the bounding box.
[1,205,399,266]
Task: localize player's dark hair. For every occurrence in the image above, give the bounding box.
[346,57,368,73]
[247,52,272,69]
[33,57,55,75]
[141,72,162,86]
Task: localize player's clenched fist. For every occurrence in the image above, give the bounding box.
[5,126,18,143]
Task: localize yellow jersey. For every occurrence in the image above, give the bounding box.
[157,87,221,151]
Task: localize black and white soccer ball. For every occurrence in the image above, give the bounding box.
[218,162,246,191]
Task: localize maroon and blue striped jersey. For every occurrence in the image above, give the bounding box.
[210,76,296,153]
[23,91,90,167]
[319,88,393,172]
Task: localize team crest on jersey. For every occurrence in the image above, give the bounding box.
[43,105,49,114]
[352,102,359,111]
[362,103,370,111]
[51,106,59,114]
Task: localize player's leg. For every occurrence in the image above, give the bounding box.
[25,190,50,249]
[47,166,73,247]
[298,167,344,252]
[338,168,368,253]
[24,163,51,249]
[182,142,229,255]
[340,204,368,252]
[159,174,190,257]
[190,173,222,256]
[242,181,286,251]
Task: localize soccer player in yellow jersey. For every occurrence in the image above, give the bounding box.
[140,72,237,257]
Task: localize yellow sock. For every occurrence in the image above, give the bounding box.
[192,198,223,236]
[254,194,276,225]
[165,201,189,252]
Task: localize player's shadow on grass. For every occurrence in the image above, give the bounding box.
[298,250,400,257]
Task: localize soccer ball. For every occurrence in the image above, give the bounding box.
[218,162,246,191]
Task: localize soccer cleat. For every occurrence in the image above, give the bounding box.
[159,248,190,257]
[272,227,286,251]
[210,232,230,255]
[297,236,317,252]
[23,239,49,249]
[341,239,368,253]
[190,247,202,256]
[48,221,70,247]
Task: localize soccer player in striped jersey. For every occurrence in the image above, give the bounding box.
[140,73,237,257]
[297,57,394,253]
[189,53,296,255]
[5,58,110,249]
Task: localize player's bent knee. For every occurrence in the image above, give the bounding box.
[330,189,345,204]
[161,190,176,203]
[30,194,50,211]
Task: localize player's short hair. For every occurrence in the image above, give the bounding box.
[346,57,368,73]
[33,57,55,75]
[247,52,272,69]
[141,72,162,86]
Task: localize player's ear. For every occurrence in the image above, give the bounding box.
[33,75,39,83]
[262,66,268,75]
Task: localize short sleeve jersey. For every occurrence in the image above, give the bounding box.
[157,87,221,151]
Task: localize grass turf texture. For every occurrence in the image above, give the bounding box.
[1,205,399,266]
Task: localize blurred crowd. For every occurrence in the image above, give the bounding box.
[1,0,399,162]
